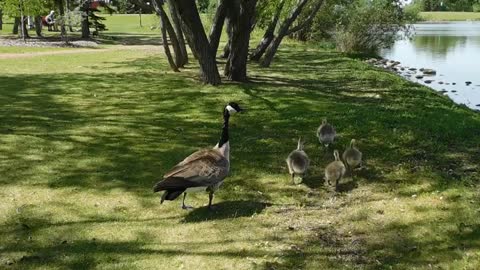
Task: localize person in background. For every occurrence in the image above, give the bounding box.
[42,10,55,31]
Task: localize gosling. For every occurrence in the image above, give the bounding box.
[317,118,336,150]
[286,137,310,184]
[342,139,362,179]
[325,150,346,191]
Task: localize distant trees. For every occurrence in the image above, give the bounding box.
[0,0,47,39]
[417,0,480,12]
[111,0,154,13]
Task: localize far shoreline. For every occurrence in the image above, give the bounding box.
[420,11,480,22]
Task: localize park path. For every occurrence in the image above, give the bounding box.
[0,45,160,60]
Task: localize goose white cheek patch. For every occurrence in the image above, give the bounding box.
[226,105,238,113]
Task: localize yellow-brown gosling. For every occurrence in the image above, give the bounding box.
[317,118,336,150]
[325,150,346,191]
[286,137,310,184]
[342,139,362,179]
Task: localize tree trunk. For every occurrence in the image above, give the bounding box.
[66,0,74,32]
[160,9,179,71]
[166,0,188,65]
[20,16,29,40]
[221,17,232,59]
[223,0,239,75]
[0,10,3,30]
[171,0,221,85]
[208,0,228,56]
[250,0,285,61]
[81,2,90,39]
[153,0,183,69]
[260,0,316,67]
[13,17,20,34]
[56,0,68,42]
[81,16,90,38]
[34,16,42,37]
[225,0,257,81]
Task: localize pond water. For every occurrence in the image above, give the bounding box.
[381,22,480,110]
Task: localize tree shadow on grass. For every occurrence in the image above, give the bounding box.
[183,200,271,223]
[335,179,358,193]
[302,175,325,189]
[99,32,161,46]
[1,46,480,269]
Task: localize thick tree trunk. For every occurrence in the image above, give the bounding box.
[223,1,239,75]
[13,17,20,35]
[208,0,228,56]
[166,0,188,65]
[81,2,90,39]
[81,16,90,38]
[0,10,3,30]
[34,16,42,37]
[260,0,322,67]
[225,0,257,81]
[153,0,183,69]
[250,0,285,61]
[171,0,221,85]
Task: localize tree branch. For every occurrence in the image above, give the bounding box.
[286,0,323,36]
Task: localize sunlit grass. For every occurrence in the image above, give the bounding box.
[421,11,480,21]
[1,22,480,270]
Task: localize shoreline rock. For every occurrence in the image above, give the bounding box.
[423,69,437,75]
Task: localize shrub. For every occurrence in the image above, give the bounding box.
[473,3,480,12]
[334,0,412,54]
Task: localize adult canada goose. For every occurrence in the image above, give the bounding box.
[325,150,346,191]
[317,118,336,149]
[286,137,310,184]
[153,102,244,210]
[342,139,362,179]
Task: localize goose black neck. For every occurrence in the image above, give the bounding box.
[218,108,230,147]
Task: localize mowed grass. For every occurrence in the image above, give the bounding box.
[421,11,480,21]
[0,14,160,45]
[0,47,75,53]
[1,24,480,270]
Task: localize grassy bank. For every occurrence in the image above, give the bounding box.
[421,11,480,21]
[1,19,480,270]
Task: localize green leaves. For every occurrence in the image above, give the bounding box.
[0,0,50,17]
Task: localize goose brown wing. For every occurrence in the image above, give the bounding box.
[154,149,229,192]
[163,149,217,178]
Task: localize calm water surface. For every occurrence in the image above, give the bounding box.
[382,22,480,110]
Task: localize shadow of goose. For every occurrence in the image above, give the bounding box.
[183,200,271,223]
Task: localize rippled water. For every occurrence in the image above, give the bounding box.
[382,22,480,110]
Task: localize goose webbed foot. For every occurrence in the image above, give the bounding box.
[181,193,193,210]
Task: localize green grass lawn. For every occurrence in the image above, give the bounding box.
[1,21,480,269]
[0,14,160,43]
[0,47,74,53]
[421,11,480,21]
